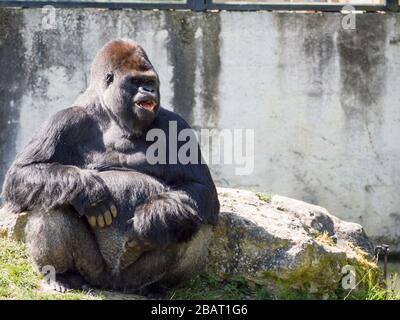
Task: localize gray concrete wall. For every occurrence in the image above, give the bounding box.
[1,8,400,249]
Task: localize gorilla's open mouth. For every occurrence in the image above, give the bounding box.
[135,99,157,112]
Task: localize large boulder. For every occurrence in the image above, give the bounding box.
[0,187,377,297]
[207,188,377,297]
[0,207,27,241]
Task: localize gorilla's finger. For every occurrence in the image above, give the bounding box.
[97,215,105,228]
[104,211,113,226]
[90,205,103,217]
[87,216,97,227]
[110,204,118,218]
[99,204,113,226]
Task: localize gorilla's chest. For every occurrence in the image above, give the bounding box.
[87,148,147,171]
[82,130,151,171]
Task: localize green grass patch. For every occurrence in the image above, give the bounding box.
[343,272,400,300]
[0,238,100,300]
[255,192,272,203]
[169,274,272,300]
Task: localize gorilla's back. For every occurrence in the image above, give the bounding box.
[93,170,166,274]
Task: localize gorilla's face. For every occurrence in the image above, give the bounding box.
[103,68,160,133]
[92,40,160,134]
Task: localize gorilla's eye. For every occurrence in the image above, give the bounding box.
[105,73,114,86]
[130,77,141,87]
[144,79,156,87]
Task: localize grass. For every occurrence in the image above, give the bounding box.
[342,270,400,300]
[170,272,400,300]
[314,231,336,247]
[0,238,100,300]
[255,192,272,203]
[169,274,272,300]
[341,275,400,300]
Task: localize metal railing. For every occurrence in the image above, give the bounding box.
[0,0,398,12]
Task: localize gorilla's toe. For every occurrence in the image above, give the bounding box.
[50,272,88,293]
[138,283,169,299]
[50,280,70,293]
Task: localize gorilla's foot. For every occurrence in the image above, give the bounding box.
[137,283,170,299]
[50,272,88,293]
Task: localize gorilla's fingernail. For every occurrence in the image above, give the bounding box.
[104,211,112,226]
[97,215,105,228]
[88,216,97,227]
[111,205,117,218]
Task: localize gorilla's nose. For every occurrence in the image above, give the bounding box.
[140,86,155,94]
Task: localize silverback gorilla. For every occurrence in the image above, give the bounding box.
[1,39,220,294]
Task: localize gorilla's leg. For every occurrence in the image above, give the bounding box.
[157,225,213,288]
[116,248,175,294]
[116,225,213,295]
[25,208,110,291]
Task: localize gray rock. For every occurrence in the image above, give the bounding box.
[207,188,377,296]
[0,206,28,241]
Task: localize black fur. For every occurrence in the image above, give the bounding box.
[1,39,219,292]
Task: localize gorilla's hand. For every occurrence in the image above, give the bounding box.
[70,173,118,228]
[128,191,201,246]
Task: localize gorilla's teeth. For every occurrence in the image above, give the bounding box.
[136,100,155,111]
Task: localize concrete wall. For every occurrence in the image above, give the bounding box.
[1,8,400,249]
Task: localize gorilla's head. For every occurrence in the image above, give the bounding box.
[90,39,160,134]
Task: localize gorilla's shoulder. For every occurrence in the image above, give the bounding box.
[41,106,96,141]
[46,106,96,128]
[155,107,192,130]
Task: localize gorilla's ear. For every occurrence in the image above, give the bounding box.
[105,72,114,87]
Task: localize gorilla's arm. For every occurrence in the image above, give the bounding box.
[132,111,219,246]
[1,107,112,215]
[133,163,219,246]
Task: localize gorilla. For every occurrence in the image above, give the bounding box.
[1,39,219,294]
